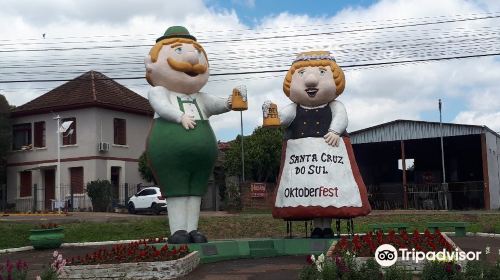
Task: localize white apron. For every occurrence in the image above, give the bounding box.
[273,136,371,219]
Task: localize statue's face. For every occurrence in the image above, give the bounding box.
[289,66,337,107]
[145,42,209,94]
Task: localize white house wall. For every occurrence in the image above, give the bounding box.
[125,161,145,187]
[9,108,101,163]
[7,107,153,209]
[6,161,92,211]
[94,107,152,160]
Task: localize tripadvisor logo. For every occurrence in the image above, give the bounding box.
[374,244,482,267]
[375,244,398,267]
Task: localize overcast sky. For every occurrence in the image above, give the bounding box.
[1,0,499,141]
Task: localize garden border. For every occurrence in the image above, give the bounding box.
[0,238,168,254]
[1,232,498,255]
[326,232,475,274]
[60,251,200,280]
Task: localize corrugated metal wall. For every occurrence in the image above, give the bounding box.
[350,120,488,144]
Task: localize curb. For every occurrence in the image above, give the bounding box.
[0,246,34,254]
[441,232,500,238]
[1,214,70,217]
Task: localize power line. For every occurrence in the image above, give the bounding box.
[3,29,499,71]
[4,40,500,79]
[2,14,499,53]
[1,52,499,84]
[1,11,498,44]
[3,35,499,78]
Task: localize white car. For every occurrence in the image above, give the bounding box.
[127,187,167,215]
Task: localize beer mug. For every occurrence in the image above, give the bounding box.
[262,101,280,127]
[231,85,248,111]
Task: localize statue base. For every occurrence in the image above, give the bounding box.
[154,238,337,264]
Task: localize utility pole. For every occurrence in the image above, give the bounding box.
[439,99,448,210]
[54,115,62,214]
[240,111,245,183]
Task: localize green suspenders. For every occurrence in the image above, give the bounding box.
[177,97,204,120]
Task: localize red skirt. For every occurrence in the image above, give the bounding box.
[272,136,371,220]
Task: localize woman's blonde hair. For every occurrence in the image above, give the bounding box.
[283,51,345,96]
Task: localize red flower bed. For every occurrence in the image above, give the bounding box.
[331,229,454,257]
[68,238,188,265]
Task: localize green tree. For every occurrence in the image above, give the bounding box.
[0,95,11,207]
[138,151,156,184]
[224,126,284,183]
[86,180,113,212]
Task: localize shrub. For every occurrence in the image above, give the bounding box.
[86,180,113,212]
[138,152,156,184]
[225,181,242,212]
[300,251,383,280]
[464,260,500,280]
[384,265,413,280]
[421,261,464,280]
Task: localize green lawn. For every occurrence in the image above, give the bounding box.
[1,212,499,249]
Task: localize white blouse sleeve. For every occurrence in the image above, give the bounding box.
[279,103,297,128]
[329,100,348,134]
[148,86,184,123]
[198,93,231,118]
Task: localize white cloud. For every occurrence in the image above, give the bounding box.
[453,86,500,132]
[1,0,500,141]
[231,0,255,9]
[454,111,500,132]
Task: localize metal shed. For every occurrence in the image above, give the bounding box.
[350,120,500,210]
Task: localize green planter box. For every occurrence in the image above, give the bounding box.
[29,227,65,250]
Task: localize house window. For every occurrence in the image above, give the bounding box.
[20,171,32,197]
[34,121,46,148]
[13,123,32,150]
[113,118,126,145]
[62,118,76,145]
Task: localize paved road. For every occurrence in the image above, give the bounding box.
[180,256,306,280]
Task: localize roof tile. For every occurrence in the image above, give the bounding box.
[12,71,153,117]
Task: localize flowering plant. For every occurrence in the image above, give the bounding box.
[421,260,462,280]
[300,250,389,280]
[0,259,28,280]
[35,223,59,230]
[36,251,67,280]
[331,229,453,257]
[68,239,188,265]
[307,253,326,272]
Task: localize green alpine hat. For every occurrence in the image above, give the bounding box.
[156,26,196,43]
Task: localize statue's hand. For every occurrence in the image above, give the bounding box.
[324,131,340,147]
[181,114,196,130]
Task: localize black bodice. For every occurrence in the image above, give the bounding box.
[288,105,332,139]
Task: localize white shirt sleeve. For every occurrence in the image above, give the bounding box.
[148,86,184,123]
[198,93,231,118]
[279,103,297,127]
[329,100,348,134]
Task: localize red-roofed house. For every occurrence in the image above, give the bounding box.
[7,71,154,211]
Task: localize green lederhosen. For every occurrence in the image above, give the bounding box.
[146,97,218,197]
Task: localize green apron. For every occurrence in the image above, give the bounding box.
[146,98,218,197]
